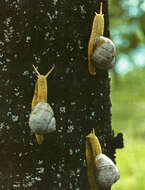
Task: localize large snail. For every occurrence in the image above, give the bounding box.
[29,65,56,144]
[88,3,116,75]
[86,129,120,189]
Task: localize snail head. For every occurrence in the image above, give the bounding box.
[32,64,55,79]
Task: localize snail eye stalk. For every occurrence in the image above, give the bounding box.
[45,65,55,78]
[32,64,41,77]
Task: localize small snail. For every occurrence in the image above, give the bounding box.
[88,3,116,74]
[29,65,55,144]
[86,129,120,189]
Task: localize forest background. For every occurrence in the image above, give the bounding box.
[110,0,145,189]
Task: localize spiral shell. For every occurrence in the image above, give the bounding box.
[29,101,56,135]
[94,153,120,187]
[91,36,116,70]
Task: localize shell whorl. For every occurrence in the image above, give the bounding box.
[91,36,116,70]
[29,101,56,135]
[94,153,120,187]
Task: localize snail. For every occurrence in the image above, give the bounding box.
[88,3,116,74]
[29,65,56,144]
[86,129,120,189]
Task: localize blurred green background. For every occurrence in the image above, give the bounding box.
[109,0,145,189]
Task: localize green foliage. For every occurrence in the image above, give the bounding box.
[112,140,145,190]
[109,0,145,72]
[110,68,145,189]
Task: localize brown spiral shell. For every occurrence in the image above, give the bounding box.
[91,36,116,70]
[29,101,56,135]
[94,153,120,187]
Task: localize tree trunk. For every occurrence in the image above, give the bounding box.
[0,0,123,189]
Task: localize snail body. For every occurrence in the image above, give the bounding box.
[29,65,55,144]
[91,36,116,70]
[88,3,104,75]
[86,129,120,189]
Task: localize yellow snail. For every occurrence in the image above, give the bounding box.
[88,3,116,74]
[86,129,120,189]
[29,65,56,145]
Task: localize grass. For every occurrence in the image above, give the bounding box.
[110,68,145,190]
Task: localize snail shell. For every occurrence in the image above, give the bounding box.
[91,36,116,70]
[29,101,56,135]
[94,153,120,187]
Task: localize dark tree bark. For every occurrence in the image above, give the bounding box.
[0,0,123,189]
